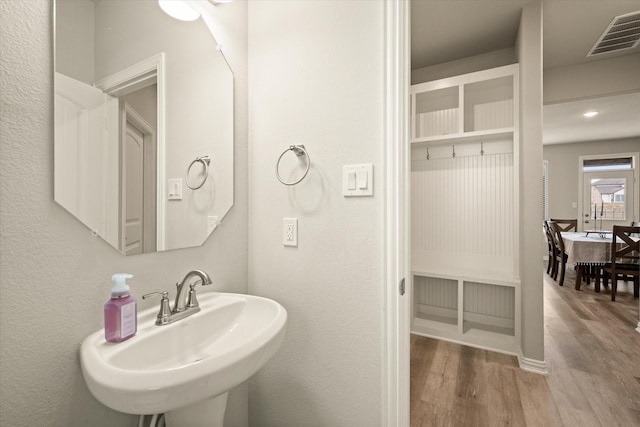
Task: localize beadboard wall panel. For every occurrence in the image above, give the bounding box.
[414,276,457,310]
[463,281,515,319]
[416,109,458,138]
[411,152,514,274]
[471,99,513,131]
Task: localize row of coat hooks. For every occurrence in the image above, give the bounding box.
[426,142,484,160]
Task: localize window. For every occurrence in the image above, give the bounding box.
[580,153,638,228]
[589,178,626,220]
[583,157,633,171]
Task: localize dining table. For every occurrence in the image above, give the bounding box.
[561,231,616,291]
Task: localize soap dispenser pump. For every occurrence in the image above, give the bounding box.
[104,273,137,343]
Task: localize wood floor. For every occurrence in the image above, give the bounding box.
[410,266,640,426]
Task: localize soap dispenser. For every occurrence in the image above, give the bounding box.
[104,273,137,343]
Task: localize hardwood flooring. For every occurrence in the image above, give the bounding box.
[410,267,640,426]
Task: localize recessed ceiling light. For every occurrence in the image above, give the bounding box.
[583,111,599,118]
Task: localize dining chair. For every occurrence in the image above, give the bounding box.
[548,221,568,286]
[602,225,640,301]
[549,218,578,232]
[543,220,556,275]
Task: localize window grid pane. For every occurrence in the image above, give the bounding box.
[590,178,626,220]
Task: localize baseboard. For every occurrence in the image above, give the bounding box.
[518,355,548,375]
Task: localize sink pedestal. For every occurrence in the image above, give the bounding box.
[164,393,228,427]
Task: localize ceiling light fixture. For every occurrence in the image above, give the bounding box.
[158,0,201,21]
[159,0,234,21]
[583,111,599,118]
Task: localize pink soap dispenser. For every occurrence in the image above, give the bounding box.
[104,273,137,343]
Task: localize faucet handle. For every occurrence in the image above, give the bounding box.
[142,291,172,325]
[142,291,169,300]
[186,283,200,309]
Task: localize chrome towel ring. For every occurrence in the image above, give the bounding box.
[276,145,310,186]
[186,156,210,190]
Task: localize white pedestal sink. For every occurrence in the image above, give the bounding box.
[80,292,287,425]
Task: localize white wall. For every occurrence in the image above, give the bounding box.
[543,138,640,220]
[0,1,249,425]
[247,1,385,425]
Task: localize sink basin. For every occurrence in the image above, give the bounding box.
[80,292,287,417]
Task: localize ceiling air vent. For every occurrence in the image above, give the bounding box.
[587,10,640,57]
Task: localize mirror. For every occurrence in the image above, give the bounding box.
[54,0,234,255]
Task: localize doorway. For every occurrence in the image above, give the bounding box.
[120,100,157,255]
[94,53,167,253]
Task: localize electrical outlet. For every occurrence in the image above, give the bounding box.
[283,218,298,247]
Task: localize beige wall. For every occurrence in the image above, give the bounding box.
[543,138,640,221]
[0,1,249,425]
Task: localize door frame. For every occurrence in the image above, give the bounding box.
[577,152,639,231]
[95,53,167,251]
[383,0,410,425]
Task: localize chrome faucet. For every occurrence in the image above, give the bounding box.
[174,270,213,312]
[142,270,213,326]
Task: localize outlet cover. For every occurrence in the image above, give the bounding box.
[283,218,298,247]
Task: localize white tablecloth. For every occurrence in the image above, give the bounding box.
[561,232,613,266]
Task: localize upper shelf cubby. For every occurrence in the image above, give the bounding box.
[414,86,459,139]
[411,64,518,144]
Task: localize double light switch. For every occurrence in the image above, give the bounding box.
[343,164,373,196]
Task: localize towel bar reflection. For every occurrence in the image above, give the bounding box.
[186,156,210,190]
[276,145,310,186]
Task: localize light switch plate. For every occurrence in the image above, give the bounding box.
[343,164,373,196]
[168,178,183,200]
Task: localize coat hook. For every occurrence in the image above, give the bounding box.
[452,145,456,158]
[480,142,484,156]
[426,147,430,160]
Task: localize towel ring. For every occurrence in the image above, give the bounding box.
[186,156,210,190]
[276,145,310,186]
